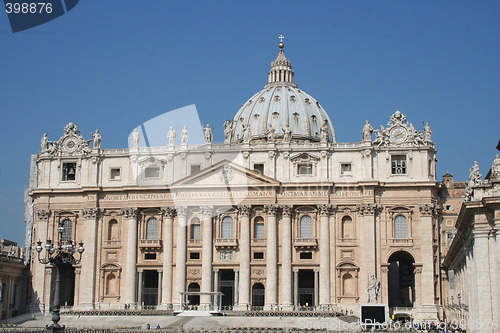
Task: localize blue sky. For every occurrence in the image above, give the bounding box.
[0,1,499,244]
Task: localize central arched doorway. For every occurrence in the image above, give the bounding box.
[187,282,200,307]
[58,265,75,306]
[387,251,415,308]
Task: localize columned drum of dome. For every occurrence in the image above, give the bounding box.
[227,42,336,144]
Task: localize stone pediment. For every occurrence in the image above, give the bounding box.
[172,160,280,189]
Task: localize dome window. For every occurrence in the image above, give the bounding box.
[273,95,281,102]
[289,95,296,102]
[305,98,311,105]
[259,97,266,103]
[272,112,280,119]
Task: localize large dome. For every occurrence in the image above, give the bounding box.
[226,42,336,144]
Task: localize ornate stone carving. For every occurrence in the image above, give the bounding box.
[320,120,329,143]
[372,111,429,148]
[130,129,140,148]
[82,208,100,219]
[367,275,380,303]
[91,130,102,149]
[419,204,435,216]
[218,250,234,261]
[41,122,92,156]
[219,164,233,184]
[281,205,292,217]
[180,126,188,145]
[238,205,251,217]
[318,204,333,216]
[162,207,176,218]
[357,203,381,215]
[176,206,188,218]
[491,154,500,180]
[36,209,51,221]
[200,205,213,217]
[252,269,264,276]
[121,207,139,219]
[168,127,177,146]
[264,204,279,216]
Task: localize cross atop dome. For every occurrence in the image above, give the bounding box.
[278,34,285,49]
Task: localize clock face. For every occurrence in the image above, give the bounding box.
[62,136,79,153]
[390,127,407,144]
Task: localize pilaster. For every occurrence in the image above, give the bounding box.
[235,205,251,310]
[161,207,175,308]
[78,207,100,309]
[280,205,293,309]
[264,204,278,309]
[122,207,139,306]
[174,206,188,308]
[200,205,214,309]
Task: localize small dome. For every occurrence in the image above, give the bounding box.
[227,41,336,144]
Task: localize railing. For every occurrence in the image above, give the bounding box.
[103,240,122,248]
[337,238,356,244]
[293,238,318,248]
[252,238,266,243]
[214,238,238,247]
[138,239,162,248]
[388,238,413,245]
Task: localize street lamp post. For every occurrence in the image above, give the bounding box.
[36,221,84,333]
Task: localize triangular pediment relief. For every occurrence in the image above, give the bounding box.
[172,159,280,189]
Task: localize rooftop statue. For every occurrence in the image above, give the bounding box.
[131,129,140,148]
[168,127,177,146]
[203,124,213,144]
[181,126,188,145]
[362,120,373,142]
[92,130,102,149]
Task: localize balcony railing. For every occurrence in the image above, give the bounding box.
[138,239,162,248]
[103,240,122,248]
[293,238,318,248]
[214,238,238,248]
[388,238,413,246]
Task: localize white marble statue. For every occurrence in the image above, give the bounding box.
[131,129,140,148]
[203,124,213,144]
[92,129,102,148]
[283,123,292,143]
[424,123,432,142]
[367,275,381,303]
[40,133,49,152]
[265,124,275,142]
[362,120,373,142]
[491,154,500,179]
[168,127,177,146]
[223,120,233,143]
[180,126,188,145]
[320,120,328,142]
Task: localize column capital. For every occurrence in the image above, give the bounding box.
[281,205,293,217]
[264,204,279,216]
[238,205,251,217]
[419,204,435,216]
[357,203,382,216]
[293,268,299,273]
[121,207,139,219]
[318,204,336,216]
[161,207,176,218]
[176,206,188,218]
[36,209,51,221]
[200,205,214,217]
[82,207,100,219]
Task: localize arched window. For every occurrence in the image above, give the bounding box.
[107,219,118,241]
[394,215,407,239]
[190,217,201,240]
[146,217,158,240]
[341,216,353,239]
[252,283,265,307]
[61,219,72,242]
[221,216,233,239]
[299,215,313,238]
[254,216,264,239]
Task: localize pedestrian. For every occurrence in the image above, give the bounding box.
[146,323,150,329]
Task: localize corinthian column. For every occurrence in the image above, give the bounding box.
[236,205,251,310]
[161,207,175,308]
[280,205,293,309]
[200,205,214,309]
[265,204,278,309]
[31,210,50,312]
[318,204,333,305]
[79,207,100,309]
[174,206,188,308]
[122,207,139,306]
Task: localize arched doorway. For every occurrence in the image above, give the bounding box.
[251,283,265,307]
[187,282,200,307]
[387,251,415,308]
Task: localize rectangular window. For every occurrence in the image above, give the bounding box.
[447,233,454,245]
[253,163,264,175]
[391,155,407,175]
[144,166,160,178]
[190,164,201,175]
[341,163,352,176]
[253,252,264,260]
[191,224,201,240]
[62,162,76,181]
[144,253,157,260]
[297,163,313,175]
[448,270,455,290]
[446,219,454,227]
[190,252,200,260]
[300,252,312,260]
[110,168,121,180]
